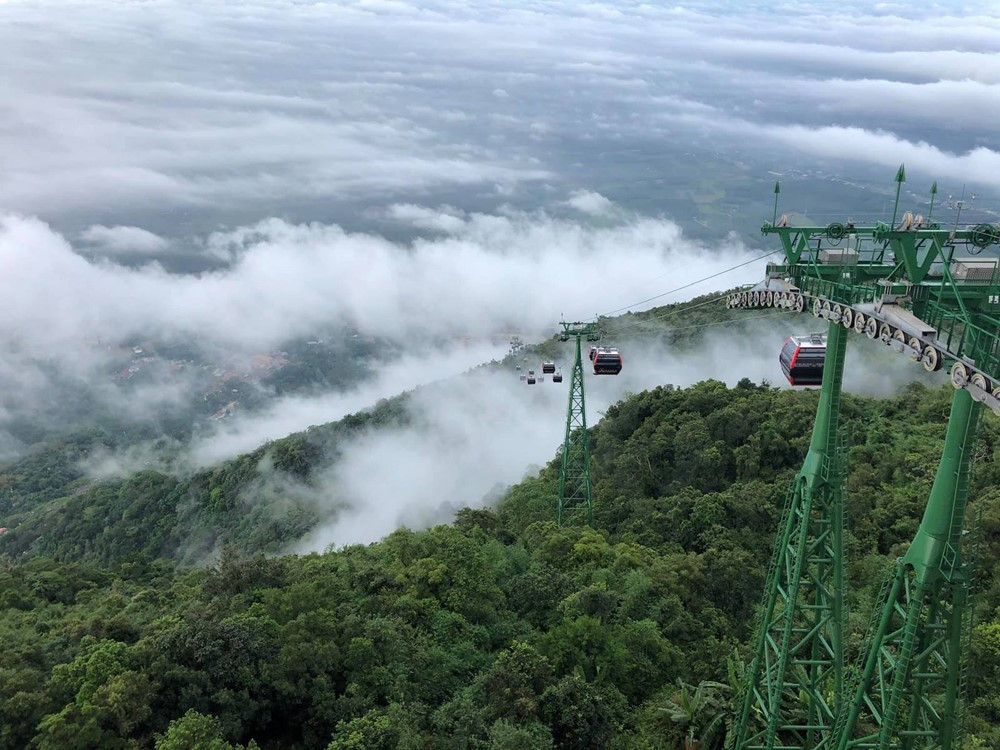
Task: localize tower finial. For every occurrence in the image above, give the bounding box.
[891,164,906,227]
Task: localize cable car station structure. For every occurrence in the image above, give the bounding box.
[726,166,1000,750]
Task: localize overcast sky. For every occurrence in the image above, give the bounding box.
[2,0,999,239]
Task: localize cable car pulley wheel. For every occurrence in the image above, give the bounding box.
[922,345,942,372]
[970,223,999,248]
[826,222,846,240]
[950,362,969,388]
[970,373,989,401]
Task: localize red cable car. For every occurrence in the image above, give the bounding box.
[779,334,826,386]
[592,347,623,375]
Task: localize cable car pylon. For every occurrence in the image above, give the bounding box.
[556,321,600,526]
[730,320,848,750]
[833,388,981,750]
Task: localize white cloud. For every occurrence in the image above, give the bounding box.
[386,203,467,232]
[0,206,760,363]
[0,204,766,456]
[185,340,503,466]
[695,115,1000,191]
[778,78,1000,128]
[80,225,170,255]
[769,126,1000,189]
[564,189,614,215]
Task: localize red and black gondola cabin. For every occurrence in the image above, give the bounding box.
[592,347,623,375]
[779,334,826,386]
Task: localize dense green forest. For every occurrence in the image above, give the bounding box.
[1,378,999,749]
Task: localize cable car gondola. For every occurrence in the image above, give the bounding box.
[592,347,623,375]
[527,375,536,384]
[553,369,563,383]
[779,334,826,386]
[542,361,556,374]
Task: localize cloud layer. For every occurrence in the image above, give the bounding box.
[0,201,762,454]
[1,0,998,232]
[0,204,759,362]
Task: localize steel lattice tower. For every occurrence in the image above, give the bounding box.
[731,321,848,750]
[833,389,982,750]
[727,165,1000,750]
[557,321,599,526]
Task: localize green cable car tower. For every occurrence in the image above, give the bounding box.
[556,321,601,526]
[727,166,1000,750]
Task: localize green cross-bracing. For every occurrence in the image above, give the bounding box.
[730,321,848,750]
[557,323,596,526]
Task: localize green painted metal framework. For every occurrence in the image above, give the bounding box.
[557,321,600,526]
[731,322,848,750]
[728,166,1000,750]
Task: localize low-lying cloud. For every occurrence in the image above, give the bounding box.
[0,204,760,365]
[300,314,945,550]
[0,200,764,457]
[186,340,505,466]
[80,225,171,256]
[564,190,615,216]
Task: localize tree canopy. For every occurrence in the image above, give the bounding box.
[1,379,999,748]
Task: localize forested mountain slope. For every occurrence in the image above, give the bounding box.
[0,397,408,567]
[2,380,999,749]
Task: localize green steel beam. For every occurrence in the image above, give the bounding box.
[833,390,982,750]
[730,320,848,750]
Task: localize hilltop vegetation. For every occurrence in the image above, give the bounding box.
[1,380,999,749]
